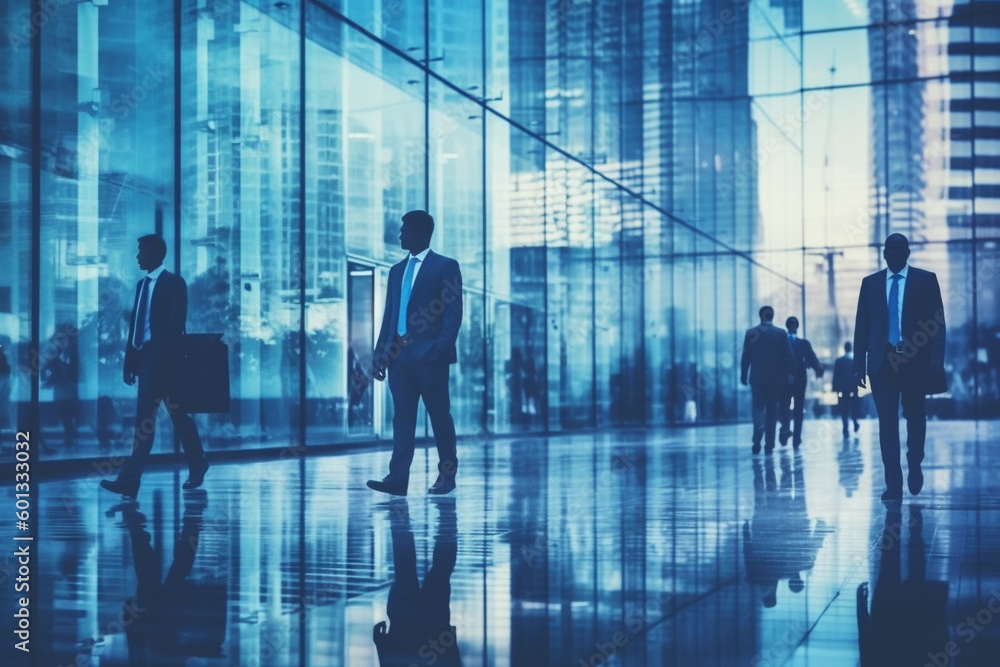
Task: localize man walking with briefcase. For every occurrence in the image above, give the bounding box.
[101,234,208,497]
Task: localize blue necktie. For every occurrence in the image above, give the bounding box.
[133,276,151,349]
[888,274,901,345]
[397,256,417,336]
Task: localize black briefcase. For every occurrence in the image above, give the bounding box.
[172,334,230,413]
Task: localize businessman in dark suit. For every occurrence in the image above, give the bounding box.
[854,233,946,501]
[741,306,795,454]
[778,316,824,449]
[368,211,463,496]
[101,235,208,497]
[832,342,861,438]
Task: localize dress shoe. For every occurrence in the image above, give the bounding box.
[778,429,790,446]
[853,420,860,433]
[428,475,456,495]
[367,479,408,496]
[880,488,903,502]
[100,479,139,497]
[764,443,775,455]
[792,439,802,451]
[908,467,924,496]
[183,459,210,490]
[751,442,761,455]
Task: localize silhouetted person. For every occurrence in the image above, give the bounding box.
[521,347,539,418]
[101,235,208,497]
[832,342,861,438]
[40,323,79,452]
[112,490,226,665]
[368,211,462,496]
[854,234,946,501]
[374,498,461,667]
[505,347,525,424]
[743,455,829,607]
[741,305,795,454]
[857,505,948,666]
[778,316,824,449]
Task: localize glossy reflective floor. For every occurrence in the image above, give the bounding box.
[11,420,1000,666]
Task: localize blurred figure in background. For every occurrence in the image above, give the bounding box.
[779,316,824,449]
[832,342,861,438]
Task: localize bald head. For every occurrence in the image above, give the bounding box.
[883,234,910,273]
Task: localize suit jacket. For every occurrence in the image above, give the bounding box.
[375,250,463,368]
[124,269,188,377]
[789,336,822,386]
[832,355,856,394]
[741,322,794,388]
[853,266,946,394]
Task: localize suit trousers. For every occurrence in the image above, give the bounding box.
[870,348,926,493]
[386,345,458,487]
[779,382,807,444]
[119,347,205,487]
[751,384,782,448]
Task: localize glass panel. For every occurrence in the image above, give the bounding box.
[974,241,1000,418]
[804,1,871,33]
[39,2,175,460]
[546,156,594,429]
[594,180,620,427]
[0,0,33,448]
[429,0,482,92]
[315,0,424,56]
[803,29,871,89]
[305,4,425,444]
[498,122,546,432]
[752,92,803,275]
[749,9,801,96]
[179,0,301,449]
[430,79,484,434]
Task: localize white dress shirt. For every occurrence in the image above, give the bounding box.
[136,265,166,346]
[404,247,431,289]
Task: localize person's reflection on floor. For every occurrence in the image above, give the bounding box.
[837,438,864,498]
[374,497,461,667]
[743,454,830,607]
[857,505,948,667]
[109,489,226,665]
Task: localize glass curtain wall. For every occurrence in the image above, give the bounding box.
[7,0,1000,467]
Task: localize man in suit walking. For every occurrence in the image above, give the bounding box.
[101,235,208,497]
[741,306,795,454]
[854,234,946,500]
[778,316,824,449]
[832,342,861,438]
[368,210,462,496]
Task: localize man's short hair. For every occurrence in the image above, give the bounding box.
[137,234,167,263]
[884,233,909,249]
[759,306,774,321]
[844,342,852,353]
[402,210,434,239]
[785,316,799,331]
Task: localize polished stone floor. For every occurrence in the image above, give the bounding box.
[8,419,1000,666]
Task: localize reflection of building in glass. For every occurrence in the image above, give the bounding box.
[868,0,926,245]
